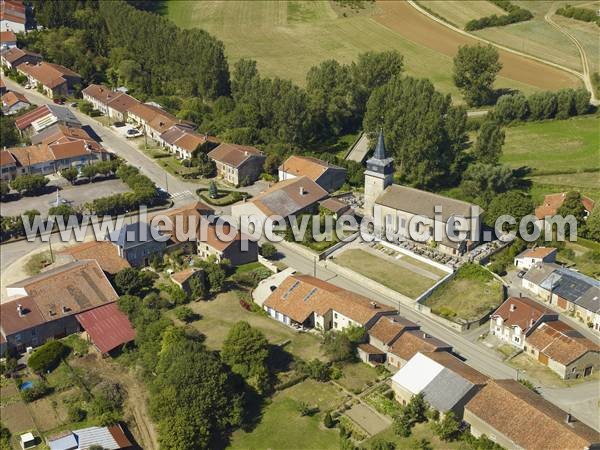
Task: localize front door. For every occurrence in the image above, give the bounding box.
[538,352,549,365]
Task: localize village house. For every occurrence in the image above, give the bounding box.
[489,297,558,349]
[523,264,600,332]
[56,240,131,277]
[170,268,205,296]
[0,150,17,181]
[160,124,219,159]
[196,220,259,266]
[17,61,81,98]
[535,192,595,221]
[0,46,40,69]
[0,260,120,354]
[524,321,599,380]
[514,247,557,270]
[46,424,132,450]
[391,351,488,418]
[262,274,396,331]
[127,102,195,141]
[1,89,29,114]
[278,155,347,192]
[386,329,452,369]
[0,78,5,95]
[108,222,168,268]
[318,197,352,219]
[81,83,140,122]
[464,379,600,450]
[0,30,16,49]
[208,143,266,186]
[358,314,420,365]
[231,176,329,224]
[1,138,109,177]
[15,103,80,136]
[364,131,482,256]
[0,0,26,33]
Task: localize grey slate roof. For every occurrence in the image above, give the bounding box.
[376,184,480,222]
[46,104,80,125]
[108,222,163,250]
[523,263,560,285]
[422,367,475,412]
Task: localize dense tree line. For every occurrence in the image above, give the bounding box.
[493,88,591,123]
[556,4,600,26]
[465,1,533,31]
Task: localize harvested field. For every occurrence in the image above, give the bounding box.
[29,397,64,432]
[0,401,35,434]
[374,1,581,90]
[418,0,505,28]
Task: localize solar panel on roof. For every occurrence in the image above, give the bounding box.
[282,280,300,300]
[303,287,318,302]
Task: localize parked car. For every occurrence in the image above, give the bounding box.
[70,102,78,107]
[517,271,526,279]
[53,98,65,105]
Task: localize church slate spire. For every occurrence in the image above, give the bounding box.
[374,129,386,160]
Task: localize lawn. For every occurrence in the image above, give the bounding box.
[188,291,325,361]
[228,379,345,450]
[507,353,600,388]
[423,266,503,322]
[164,0,547,100]
[336,362,380,394]
[364,422,465,449]
[333,249,437,298]
[528,172,600,203]
[556,239,600,278]
[501,115,600,175]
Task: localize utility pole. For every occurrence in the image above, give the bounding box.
[165,173,168,193]
[48,235,54,263]
[313,256,317,277]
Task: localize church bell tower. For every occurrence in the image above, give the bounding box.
[364,130,394,218]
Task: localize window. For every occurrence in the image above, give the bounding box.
[333,322,337,328]
[334,313,338,319]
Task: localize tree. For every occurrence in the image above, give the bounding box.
[453,44,502,106]
[459,163,515,206]
[404,393,428,424]
[115,267,156,296]
[370,439,396,450]
[344,325,367,344]
[323,412,335,428]
[195,152,216,178]
[557,191,587,230]
[494,93,528,123]
[363,76,467,188]
[263,153,281,175]
[574,87,591,115]
[528,91,557,120]
[208,180,218,199]
[474,120,505,165]
[555,89,575,119]
[81,164,98,180]
[322,331,354,362]
[431,411,460,441]
[10,174,49,195]
[188,275,207,300]
[49,204,79,223]
[203,261,226,293]
[222,321,270,393]
[174,306,197,323]
[28,341,68,373]
[260,242,277,259]
[484,191,534,229]
[411,438,433,450]
[0,181,9,197]
[393,413,413,437]
[231,58,259,100]
[61,167,79,184]
[585,207,600,242]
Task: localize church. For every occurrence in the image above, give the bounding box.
[364,131,482,256]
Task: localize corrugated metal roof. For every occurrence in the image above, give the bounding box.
[76,303,136,354]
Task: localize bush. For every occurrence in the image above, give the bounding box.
[68,405,87,422]
[21,381,52,402]
[323,411,335,428]
[174,306,198,323]
[465,1,533,31]
[260,242,277,259]
[556,4,600,25]
[28,341,68,373]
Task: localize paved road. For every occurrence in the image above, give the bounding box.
[274,241,600,430]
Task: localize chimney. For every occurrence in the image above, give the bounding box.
[530,318,535,327]
[299,186,305,195]
[62,305,70,314]
[17,304,24,317]
[422,332,430,339]
[244,150,248,156]
[510,303,517,312]
[565,413,577,424]
[370,301,378,309]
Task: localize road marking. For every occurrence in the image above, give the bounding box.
[170,190,194,200]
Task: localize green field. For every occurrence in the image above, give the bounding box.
[229,380,344,449]
[418,0,506,28]
[164,0,538,100]
[334,249,437,298]
[501,115,600,175]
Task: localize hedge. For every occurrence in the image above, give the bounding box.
[28,341,68,373]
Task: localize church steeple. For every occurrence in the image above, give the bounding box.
[374,129,387,160]
[364,129,394,218]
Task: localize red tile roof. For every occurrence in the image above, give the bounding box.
[491,297,555,334]
[14,104,51,129]
[279,155,342,181]
[388,330,451,361]
[0,30,16,42]
[518,247,557,259]
[368,315,418,345]
[1,47,41,65]
[0,149,16,167]
[76,303,136,354]
[57,241,130,275]
[1,90,28,108]
[466,380,600,450]
[208,143,263,168]
[17,61,81,89]
[535,192,596,219]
